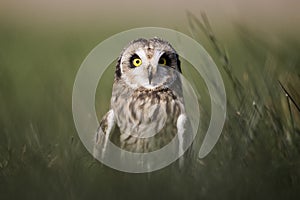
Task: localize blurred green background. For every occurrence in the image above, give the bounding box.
[1,0,300,199]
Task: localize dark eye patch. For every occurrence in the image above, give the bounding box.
[158,53,171,66]
[129,54,141,68]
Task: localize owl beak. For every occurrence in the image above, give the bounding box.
[148,69,152,84]
[147,65,157,85]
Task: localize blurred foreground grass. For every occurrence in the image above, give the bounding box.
[0,15,300,200]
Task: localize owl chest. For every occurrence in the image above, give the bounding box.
[111,90,181,137]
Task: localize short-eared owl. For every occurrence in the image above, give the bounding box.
[94,38,191,159]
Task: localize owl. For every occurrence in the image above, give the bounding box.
[93,38,191,161]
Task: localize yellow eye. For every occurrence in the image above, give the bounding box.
[159,57,167,66]
[132,58,142,67]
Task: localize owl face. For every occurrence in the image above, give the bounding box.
[117,38,181,89]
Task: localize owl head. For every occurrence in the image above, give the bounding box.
[115,38,181,89]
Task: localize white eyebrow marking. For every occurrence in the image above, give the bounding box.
[135,49,147,61]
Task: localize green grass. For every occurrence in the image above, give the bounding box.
[0,15,300,200]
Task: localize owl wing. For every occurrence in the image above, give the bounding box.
[177,109,194,167]
[93,109,115,160]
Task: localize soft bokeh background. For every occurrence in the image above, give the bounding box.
[1,0,300,199]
